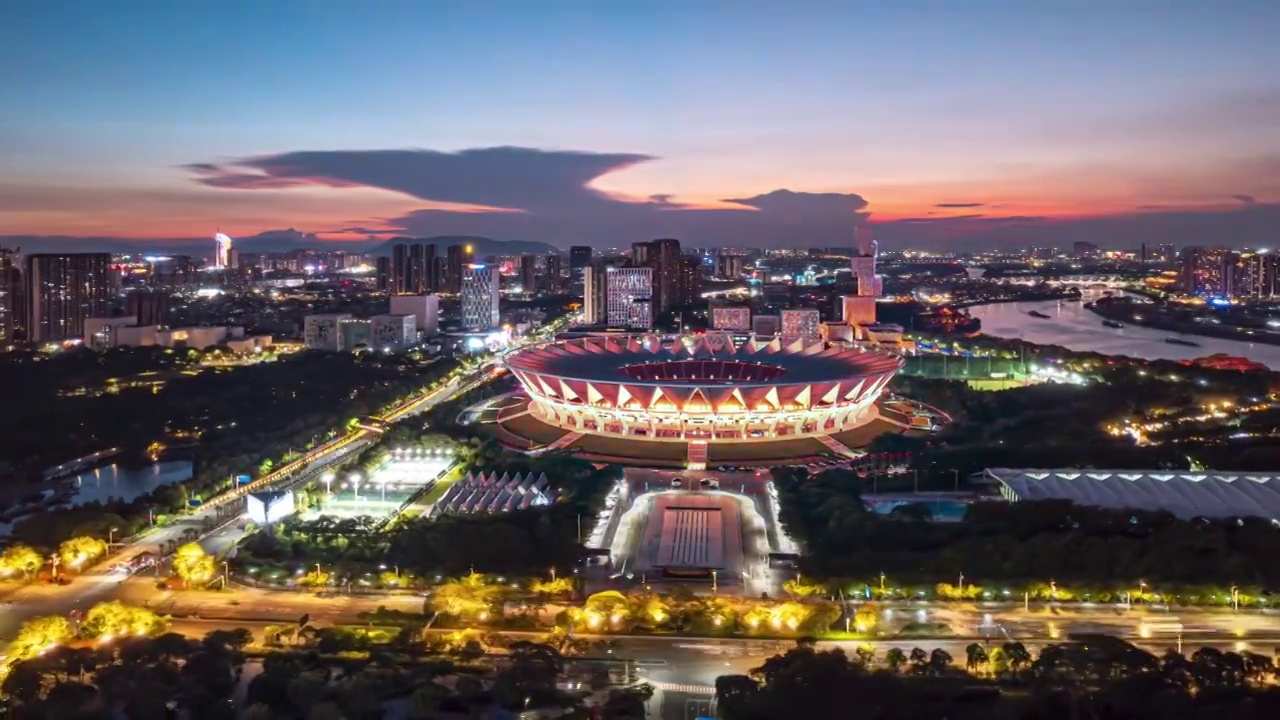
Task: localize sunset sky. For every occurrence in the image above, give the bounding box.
[2,1,1278,249]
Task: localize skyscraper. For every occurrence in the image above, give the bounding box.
[461,264,500,331]
[213,232,233,269]
[0,247,15,343]
[632,238,681,312]
[125,289,171,326]
[569,246,592,279]
[1234,251,1277,300]
[25,253,112,343]
[447,244,474,294]
[606,266,653,328]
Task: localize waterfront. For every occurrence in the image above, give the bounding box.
[68,460,193,505]
[967,291,1280,369]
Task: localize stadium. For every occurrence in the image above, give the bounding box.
[493,333,907,467]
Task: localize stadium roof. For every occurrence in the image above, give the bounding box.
[984,468,1280,520]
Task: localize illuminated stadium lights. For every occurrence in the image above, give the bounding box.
[505,333,901,442]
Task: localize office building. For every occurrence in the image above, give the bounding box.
[629,299,653,329]
[25,253,112,343]
[0,248,15,343]
[570,246,592,279]
[371,314,416,352]
[1180,247,1233,296]
[304,314,352,352]
[632,238,681,311]
[781,308,821,338]
[389,293,440,334]
[125,290,171,327]
[390,242,437,294]
[461,264,500,331]
[606,266,653,328]
[712,306,752,332]
[447,244,474,294]
[519,255,537,294]
[582,263,609,325]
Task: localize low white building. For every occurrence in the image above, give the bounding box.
[304,313,352,351]
[371,313,416,352]
[84,316,138,348]
[389,293,440,333]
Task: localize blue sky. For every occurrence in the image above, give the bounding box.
[2,1,1278,247]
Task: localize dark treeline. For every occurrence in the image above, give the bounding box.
[774,467,1280,589]
[718,637,1280,720]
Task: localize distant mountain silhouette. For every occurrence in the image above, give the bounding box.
[0,230,559,256]
[368,235,558,257]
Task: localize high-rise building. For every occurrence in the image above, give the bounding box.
[25,253,112,343]
[125,289,171,326]
[582,263,609,325]
[1156,244,1177,263]
[632,238,681,311]
[461,264,500,331]
[547,255,563,293]
[606,266,653,328]
[1234,252,1278,300]
[519,255,537,294]
[391,243,410,294]
[1180,247,1233,296]
[447,244,474,294]
[752,314,781,337]
[780,308,821,338]
[846,225,882,325]
[409,244,428,293]
[1073,241,1100,258]
[0,247,15,343]
[679,256,702,305]
[569,246,592,279]
[375,256,392,291]
[214,232,233,269]
[714,254,745,279]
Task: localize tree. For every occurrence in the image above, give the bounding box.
[58,535,109,571]
[884,647,907,673]
[80,600,168,639]
[0,544,44,580]
[430,572,503,619]
[965,642,988,672]
[9,615,74,662]
[172,542,216,587]
[781,577,824,600]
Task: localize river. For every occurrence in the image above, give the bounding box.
[966,290,1280,369]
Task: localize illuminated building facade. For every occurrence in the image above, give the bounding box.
[846,225,882,325]
[214,232,233,269]
[1180,246,1232,296]
[507,333,901,442]
[780,308,821,338]
[712,306,752,332]
[461,264,500,331]
[25,253,112,343]
[606,266,653,328]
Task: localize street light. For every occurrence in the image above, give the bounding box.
[108,526,119,547]
[322,472,335,497]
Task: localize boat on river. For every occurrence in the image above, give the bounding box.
[1164,337,1202,347]
[1027,310,1052,319]
[1102,320,1125,329]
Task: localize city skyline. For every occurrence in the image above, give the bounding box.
[2,2,1279,250]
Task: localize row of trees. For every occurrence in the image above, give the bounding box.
[0,536,109,580]
[773,466,1280,589]
[717,636,1280,720]
[3,625,649,719]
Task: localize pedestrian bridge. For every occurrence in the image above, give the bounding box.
[998,274,1134,288]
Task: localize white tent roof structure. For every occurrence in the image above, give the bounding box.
[985,468,1280,520]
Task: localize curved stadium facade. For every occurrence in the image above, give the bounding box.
[505,333,902,443]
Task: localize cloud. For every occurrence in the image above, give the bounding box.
[934,202,985,208]
[1233,194,1257,204]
